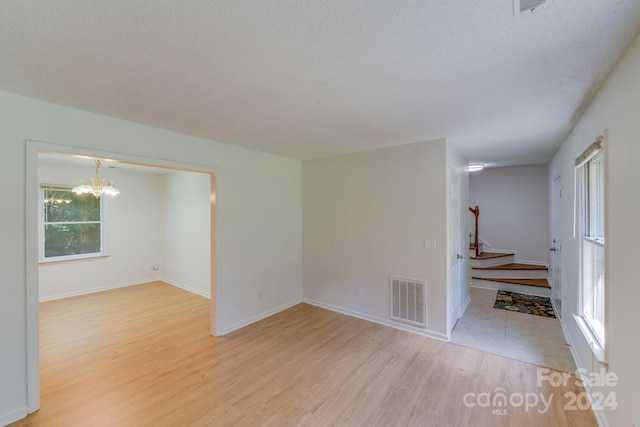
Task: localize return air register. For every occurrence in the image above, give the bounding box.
[390,277,427,328]
[514,0,550,16]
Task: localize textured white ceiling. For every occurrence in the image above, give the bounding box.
[1,1,639,165]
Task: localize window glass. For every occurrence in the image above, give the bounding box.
[579,150,605,349]
[41,188,103,260]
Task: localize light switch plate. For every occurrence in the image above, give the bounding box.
[424,238,436,249]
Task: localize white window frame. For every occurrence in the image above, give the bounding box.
[574,146,606,363]
[39,185,109,263]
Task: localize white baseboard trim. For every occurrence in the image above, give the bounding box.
[160,277,210,299]
[557,312,609,427]
[302,298,449,342]
[476,236,494,251]
[219,298,303,336]
[40,278,211,302]
[0,406,28,426]
[38,279,158,302]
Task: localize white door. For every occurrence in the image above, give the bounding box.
[551,175,562,315]
[448,170,462,330]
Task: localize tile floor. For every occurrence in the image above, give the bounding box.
[451,287,576,372]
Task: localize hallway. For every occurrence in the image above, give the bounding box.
[451,287,576,372]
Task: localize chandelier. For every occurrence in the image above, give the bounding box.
[72,160,120,197]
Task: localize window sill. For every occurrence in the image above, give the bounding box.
[39,253,109,265]
[573,314,606,365]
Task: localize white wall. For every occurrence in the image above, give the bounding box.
[549,33,640,427]
[38,163,213,301]
[37,161,165,300]
[469,165,549,264]
[302,139,449,338]
[162,171,211,297]
[0,90,302,424]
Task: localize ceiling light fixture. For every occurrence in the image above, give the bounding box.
[468,164,485,172]
[72,160,120,197]
[514,0,549,16]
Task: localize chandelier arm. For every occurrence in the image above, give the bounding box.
[73,159,118,197]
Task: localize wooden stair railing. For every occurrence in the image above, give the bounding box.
[469,205,480,257]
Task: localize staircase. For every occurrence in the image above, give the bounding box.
[469,245,550,297]
[468,205,550,297]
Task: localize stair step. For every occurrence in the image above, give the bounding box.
[470,251,513,260]
[470,279,551,297]
[469,252,515,268]
[472,277,551,289]
[472,263,547,271]
[471,265,547,279]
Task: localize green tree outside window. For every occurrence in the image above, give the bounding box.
[42,188,103,259]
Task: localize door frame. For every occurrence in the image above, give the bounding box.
[25,140,219,413]
[551,174,563,314]
[447,168,463,333]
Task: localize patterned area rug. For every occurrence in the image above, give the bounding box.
[494,290,556,318]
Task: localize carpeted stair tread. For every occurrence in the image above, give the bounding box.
[472,277,551,289]
[472,263,548,270]
[471,252,513,260]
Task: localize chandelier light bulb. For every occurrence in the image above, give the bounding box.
[72,160,120,197]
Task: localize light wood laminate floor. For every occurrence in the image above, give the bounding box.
[12,281,596,426]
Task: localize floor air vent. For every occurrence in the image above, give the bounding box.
[390,277,427,328]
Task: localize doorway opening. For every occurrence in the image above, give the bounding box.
[26,140,218,414]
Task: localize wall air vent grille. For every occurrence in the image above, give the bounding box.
[390,277,427,328]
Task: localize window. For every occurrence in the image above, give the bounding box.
[40,186,106,262]
[575,144,605,358]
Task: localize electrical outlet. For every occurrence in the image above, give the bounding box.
[424,238,436,249]
[354,287,361,297]
[257,290,263,299]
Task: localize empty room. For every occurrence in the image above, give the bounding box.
[2,1,640,426]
